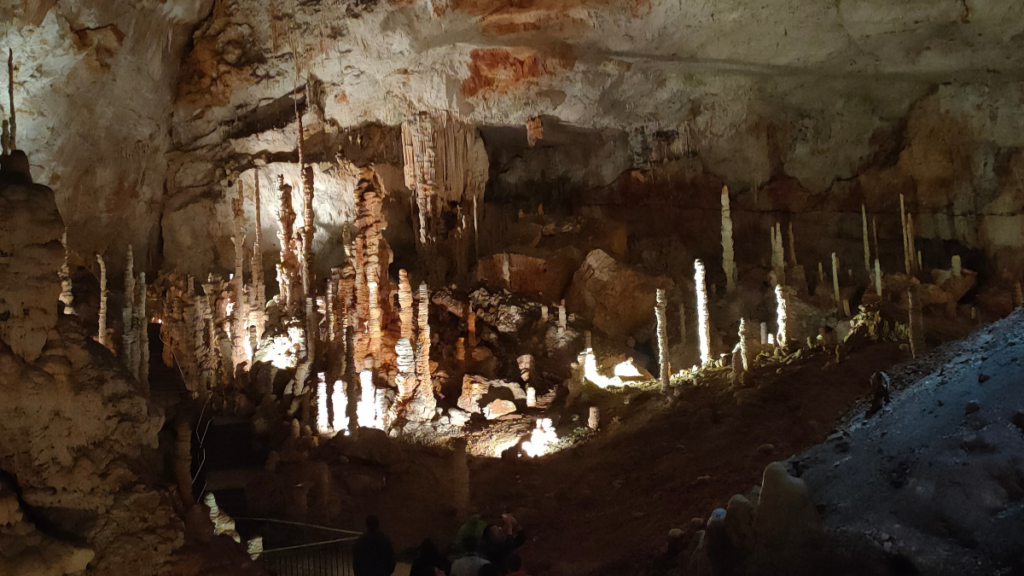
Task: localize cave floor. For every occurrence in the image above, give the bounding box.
[331,334,918,575]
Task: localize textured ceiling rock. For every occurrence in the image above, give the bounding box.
[1,0,213,275]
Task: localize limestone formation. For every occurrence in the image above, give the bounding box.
[6,50,15,151]
[774,285,789,349]
[526,116,544,147]
[695,259,711,366]
[399,269,414,343]
[316,372,330,435]
[59,228,74,314]
[655,288,670,392]
[332,378,348,433]
[413,282,436,419]
[588,406,600,430]
[907,213,917,274]
[831,253,841,310]
[900,194,911,275]
[874,259,882,298]
[97,254,111,351]
[721,186,736,292]
[787,222,797,268]
[952,255,962,277]
[738,318,750,371]
[276,175,301,313]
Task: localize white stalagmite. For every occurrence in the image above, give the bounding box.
[862,205,871,273]
[774,285,788,348]
[316,373,330,435]
[831,253,841,310]
[395,338,416,401]
[874,259,882,297]
[760,322,768,346]
[952,255,962,277]
[358,369,377,430]
[655,288,670,392]
[588,406,600,430]
[917,250,922,270]
[557,300,567,343]
[721,186,735,292]
[331,379,348,432]
[59,228,74,314]
[900,194,910,274]
[695,259,711,367]
[738,318,749,371]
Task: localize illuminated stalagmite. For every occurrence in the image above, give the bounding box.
[655,288,670,392]
[694,259,711,366]
[875,259,882,298]
[775,285,788,349]
[721,186,736,292]
[59,229,74,314]
[230,181,250,369]
[249,167,267,343]
[738,318,750,371]
[96,254,111,351]
[411,282,436,420]
[900,194,911,275]
[399,270,414,343]
[395,338,416,402]
[831,253,841,310]
[275,175,301,313]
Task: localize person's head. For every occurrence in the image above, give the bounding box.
[478,563,501,576]
[365,515,380,532]
[419,538,439,557]
[486,524,506,543]
[507,554,522,573]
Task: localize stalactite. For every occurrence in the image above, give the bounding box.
[862,205,871,273]
[96,254,110,350]
[900,194,910,275]
[831,253,841,311]
[952,255,962,277]
[775,285,788,349]
[721,186,735,292]
[874,259,882,298]
[655,288,670,392]
[695,259,711,367]
[59,229,74,314]
[908,287,925,358]
[738,318,750,371]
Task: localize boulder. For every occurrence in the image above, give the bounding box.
[476,249,580,301]
[483,399,517,419]
[566,249,674,339]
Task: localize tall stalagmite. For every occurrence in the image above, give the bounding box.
[900,194,910,275]
[413,281,435,419]
[399,270,414,343]
[874,259,882,298]
[862,205,871,274]
[230,180,249,369]
[276,175,300,313]
[721,186,735,292]
[122,246,137,377]
[59,229,74,314]
[775,285,788,349]
[907,213,917,274]
[96,254,110,350]
[655,288,670,393]
[695,259,711,367]
[250,167,267,343]
[831,253,841,310]
[738,318,749,371]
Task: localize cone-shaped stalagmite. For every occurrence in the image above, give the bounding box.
[695,260,711,367]
[721,186,736,292]
[655,288,670,392]
[874,259,882,298]
[900,194,911,275]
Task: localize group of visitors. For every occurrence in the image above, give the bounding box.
[353,513,527,576]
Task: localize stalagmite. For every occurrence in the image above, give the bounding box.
[788,222,797,268]
[526,386,537,408]
[276,175,300,313]
[414,282,435,418]
[452,439,470,517]
[861,205,871,273]
[122,246,137,376]
[770,224,785,286]
[557,300,567,343]
[297,100,316,300]
[7,49,15,150]
[831,253,841,310]
[907,213,917,274]
[678,304,687,351]
[316,373,330,435]
[367,268,382,368]
[399,270,414,343]
[908,287,925,358]
[721,186,736,292]
[817,261,825,287]
[874,259,882,297]
[395,338,416,401]
[59,229,74,314]
[517,354,533,383]
[775,285,788,349]
[842,299,851,318]
[588,406,600,430]
[332,378,348,432]
[760,322,768,346]
[738,318,749,371]
[175,418,194,506]
[541,305,548,322]
[96,254,110,350]
[138,273,149,390]
[230,180,249,369]
[655,288,670,393]
[695,260,711,367]
[917,250,922,270]
[872,217,879,264]
[358,369,377,430]
[250,167,267,342]
[900,194,910,275]
[952,255,962,277]
[467,307,477,348]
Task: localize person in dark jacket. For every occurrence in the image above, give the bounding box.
[478,523,525,573]
[410,538,451,576]
[353,516,396,576]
